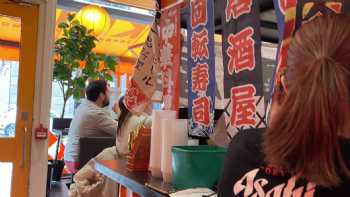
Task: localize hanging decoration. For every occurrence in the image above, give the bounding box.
[124,20,160,114]
[159,2,181,111]
[221,0,266,136]
[187,0,216,137]
[76,5,111,37]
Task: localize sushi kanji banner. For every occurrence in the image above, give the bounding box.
[187,0,216,137]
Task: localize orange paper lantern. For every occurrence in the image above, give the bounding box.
[76,5,111,37]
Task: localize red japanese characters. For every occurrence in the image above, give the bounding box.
[191,63,209,93]
[191,29,209,61]
[161,65,172,96]
[189,0,214,130]
[225,0,253,21]
[227,27,255,75]
[230,84,256,127]
[160,4,181,110]
[160,40,174,67]
[192,96,210,126]
[191,0,208,28]
[125,80,147,110]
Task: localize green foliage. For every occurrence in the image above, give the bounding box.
[53,13,118,118]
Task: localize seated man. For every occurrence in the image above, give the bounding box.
[68,97,152,197]
[64,79,118,173]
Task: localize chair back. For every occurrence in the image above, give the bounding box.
[79,136,115,168]
[52,118,72,134]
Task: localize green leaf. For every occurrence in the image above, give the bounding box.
[63,29,69,37]
[58,22,69,29]
[67,13,75,22]
[66,88,73,98]
[89,72,98,80]
[71,61,80,69]
[71,20,80,26]
[97,54,106,60]
[80,25,87,35]
[104,74,113,81]
[53,13,119,116]
[104,56,117,70]
[77,78,86,88]
[73,90,81,101]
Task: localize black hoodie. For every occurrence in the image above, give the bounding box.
[218,129,350,197]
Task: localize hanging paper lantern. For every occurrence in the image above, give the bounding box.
[76,5,111,37]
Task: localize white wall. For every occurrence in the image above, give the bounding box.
[28,0,56,197]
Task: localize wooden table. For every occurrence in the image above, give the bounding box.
[94,159,175,197]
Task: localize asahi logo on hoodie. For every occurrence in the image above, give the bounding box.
[233,168,316,197]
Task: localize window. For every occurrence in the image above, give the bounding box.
[50,82,75,118]
[0,61,18,113]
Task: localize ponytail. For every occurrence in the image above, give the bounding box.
[117,96,130,136]
[264,57,350,187]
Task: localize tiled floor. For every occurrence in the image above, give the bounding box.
[1,162,69,197]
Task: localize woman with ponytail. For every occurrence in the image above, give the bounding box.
[115,96,152,155]
[218,14,350,196]
[69,97,152,196]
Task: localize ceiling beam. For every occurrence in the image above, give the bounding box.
[0,40,19,48]
[57,0,155,25]
[180,1,278,43]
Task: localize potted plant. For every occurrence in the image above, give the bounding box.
[50,13,117,181]
[54,13,117,119]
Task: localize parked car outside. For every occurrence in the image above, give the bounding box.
[0,108,58,137]
[0,108,16,136]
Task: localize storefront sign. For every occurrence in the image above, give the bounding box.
[221,0,266,135]
[187,0,216,137]
[160,3,181,110]
[124,21,160,114]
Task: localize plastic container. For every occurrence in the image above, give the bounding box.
[172,145,227,190]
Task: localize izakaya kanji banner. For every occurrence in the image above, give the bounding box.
[160,3,181,110]
[221,0,266,135]
[124,21,160,114]
[272,0,349,95]
[187,0,216,137]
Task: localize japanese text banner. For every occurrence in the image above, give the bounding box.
[221,0,266,136]
[160,3,181,111]
[187,0,216,137]
[124,21,160,114]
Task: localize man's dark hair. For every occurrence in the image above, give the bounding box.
[85,80,108,102]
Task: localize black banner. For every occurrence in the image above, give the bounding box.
[221,0,266,134]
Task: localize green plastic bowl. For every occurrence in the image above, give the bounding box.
[171,145,227,190]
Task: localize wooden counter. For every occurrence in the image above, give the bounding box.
[94,159,175,197]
